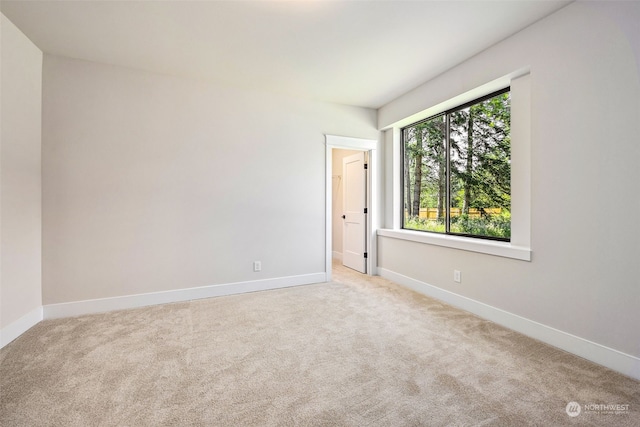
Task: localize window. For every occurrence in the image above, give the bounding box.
[402,88,511,241]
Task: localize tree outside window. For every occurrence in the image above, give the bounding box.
[402,89,511,241]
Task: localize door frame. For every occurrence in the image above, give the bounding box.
[325,135,378,282]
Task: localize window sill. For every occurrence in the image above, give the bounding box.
[377,229,531,261]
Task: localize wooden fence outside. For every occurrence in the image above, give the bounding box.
[407,207,503,220]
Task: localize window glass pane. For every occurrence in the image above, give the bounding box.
[449,92,511,239]
[402,90,511,241]
[403,115,446,233]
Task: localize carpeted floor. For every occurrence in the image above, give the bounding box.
[1,262,639,426]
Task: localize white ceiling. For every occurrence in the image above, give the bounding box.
[1,0,571,109]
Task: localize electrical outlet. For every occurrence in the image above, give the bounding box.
[454,270,461,283]
[253,261,261,272]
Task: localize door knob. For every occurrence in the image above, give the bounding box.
[342,215,346,219]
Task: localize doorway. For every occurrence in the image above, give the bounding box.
[325,135,378,282]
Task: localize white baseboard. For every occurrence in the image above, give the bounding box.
[332,251,343,262]
[378,267,640,381]
[44,272,327,320]
[0,306,43,349]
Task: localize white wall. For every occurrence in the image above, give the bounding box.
[42,55,377,307]
[331,149,360,259]
[0,14,43,344]
[377,1,640,376]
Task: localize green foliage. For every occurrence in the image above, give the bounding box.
[403,90,511,240]
[404,217,446,233]
[450,212,511,238]
[405,211,511,239]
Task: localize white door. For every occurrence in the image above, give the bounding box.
[342,152,367,273]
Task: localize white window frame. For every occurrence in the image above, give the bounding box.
[381,73,531,261]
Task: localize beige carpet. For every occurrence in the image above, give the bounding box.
[1,263,639,426]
